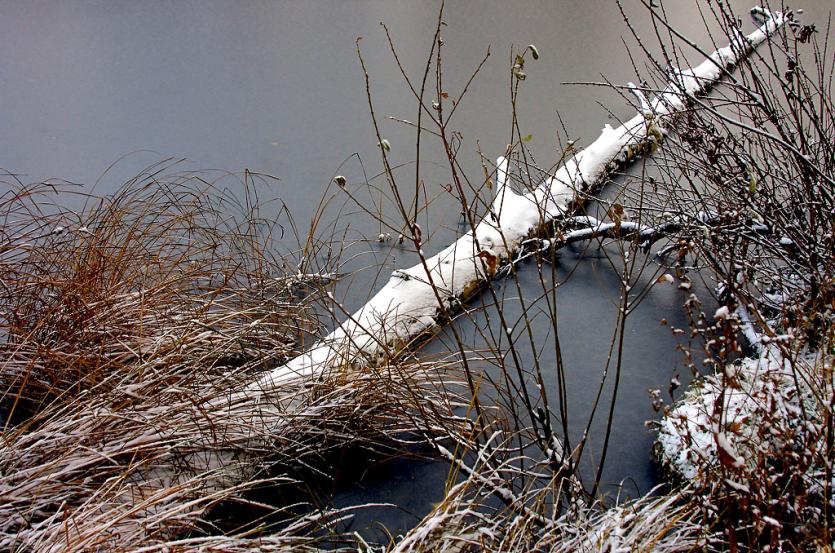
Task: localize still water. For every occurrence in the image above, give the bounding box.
[1,0,830,540]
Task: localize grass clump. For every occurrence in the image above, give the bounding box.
[0,167,466,551]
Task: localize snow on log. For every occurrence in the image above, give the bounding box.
[245,8,786,397]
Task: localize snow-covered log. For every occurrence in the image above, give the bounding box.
[244,8,786,397]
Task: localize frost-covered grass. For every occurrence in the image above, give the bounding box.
[0,174,468,551]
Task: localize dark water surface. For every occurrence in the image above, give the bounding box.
[2,0,831,541]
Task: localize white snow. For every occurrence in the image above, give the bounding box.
[656,349,823,488]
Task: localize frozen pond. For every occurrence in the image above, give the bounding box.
[1,0,831,540]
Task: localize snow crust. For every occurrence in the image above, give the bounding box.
[657,355,792,482]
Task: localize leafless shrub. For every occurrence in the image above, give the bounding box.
[627,2,835,549]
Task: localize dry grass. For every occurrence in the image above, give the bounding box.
[392,431,706,552]
[1,165,308,422]
[0,168,468,551]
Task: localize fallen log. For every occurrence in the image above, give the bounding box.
[245,7,786,396]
